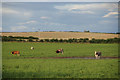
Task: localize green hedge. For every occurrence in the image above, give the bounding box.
[2,36,120,43]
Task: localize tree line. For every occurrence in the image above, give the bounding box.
[2,36,38,42]
[1,36,120,43]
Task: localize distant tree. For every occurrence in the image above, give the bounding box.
[68,39,73,43]
[84,30,90,32]
[84,38,89,40]
[59,39,63,42]
[28,39,33,42]
[63,39,68,43]
[89,38,95,43]
[73,38,78,42]
[45,39,49,42]
[106,39,113,43]
[29,36,38,39]
[8,36,13,38]
[54,39,58,42]
[50,39,55,42]
[79,38,83,43]
[40,39,44,42]
[35,39,39,42]
[80,38,83,40]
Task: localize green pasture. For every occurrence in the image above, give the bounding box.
[2,59,119,78]
[2,42,119,78]
[2,42,118,58]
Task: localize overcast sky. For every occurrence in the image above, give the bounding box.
[2,2,119,33]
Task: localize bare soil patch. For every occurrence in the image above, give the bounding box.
[23,57,120,59]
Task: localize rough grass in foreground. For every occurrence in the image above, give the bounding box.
[2,59,119,78]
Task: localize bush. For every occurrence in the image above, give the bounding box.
[59,39,63,42]
[29,36,38,39]
[50,39,55,42]
[28,39,33,42]
[2,36,120,43]
[54,39,58,42]
[45,39,49,42]
[68,39,73,43]
[40,39,44,42]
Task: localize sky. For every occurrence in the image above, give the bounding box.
[2,0,120,2]
[2,2,119,33]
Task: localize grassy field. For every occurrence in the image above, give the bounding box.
[2,42,118,58]
[3,59,119,78]
[2,42,119,78]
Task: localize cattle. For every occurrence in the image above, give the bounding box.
[56,48,64,54]
[11,51,20,56]
[95,51,101,59]
[31,47,34,50]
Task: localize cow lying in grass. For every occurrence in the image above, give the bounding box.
[95,51,101,59]
[56,48,64,54]
[11,51,20,56]
[31,47,34,50]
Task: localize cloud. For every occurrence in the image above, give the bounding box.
[18,20,37,25]
[98,20,112,24]
[0,27,2,32]
[3,7,32,17]
[2,0,120,2]
[11,26,27,31]
[32,27,35,30]
[103,12,118,18]
[3,8,19,14]
[0,7,2,15]
[39,22,67,26]
[54,3,118,14]
[71,10,94,14]
[40,16,49,19]
[55,3,117,11]
[23,12,32,17]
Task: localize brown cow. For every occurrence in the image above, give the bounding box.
[11,51,20,56]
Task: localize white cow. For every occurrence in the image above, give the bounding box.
[31,47,34,50]
[95,51,101,59]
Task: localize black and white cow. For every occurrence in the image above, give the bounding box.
[95,51,102,59]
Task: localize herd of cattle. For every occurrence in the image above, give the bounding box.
[11,47,102,59]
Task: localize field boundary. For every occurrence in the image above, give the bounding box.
[7,57,120,59]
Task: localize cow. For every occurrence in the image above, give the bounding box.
[31,47,34,50]
[95,51,101,59]
[56,48,64,54]
[11,51,20,56]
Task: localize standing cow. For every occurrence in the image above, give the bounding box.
[11,51,20,56]
[56,48,64,54]
[95,51,101,59]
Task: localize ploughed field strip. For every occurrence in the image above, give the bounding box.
[22,56,120,59]
[2,32,119,40]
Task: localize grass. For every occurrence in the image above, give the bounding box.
[2,42,118,58]
[2,42,119,78]
[2,59,119,78]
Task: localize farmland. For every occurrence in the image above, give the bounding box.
[1,32,119,40]
[3,59,118,78]
[2,42,119,78]
[2,42,118,58]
